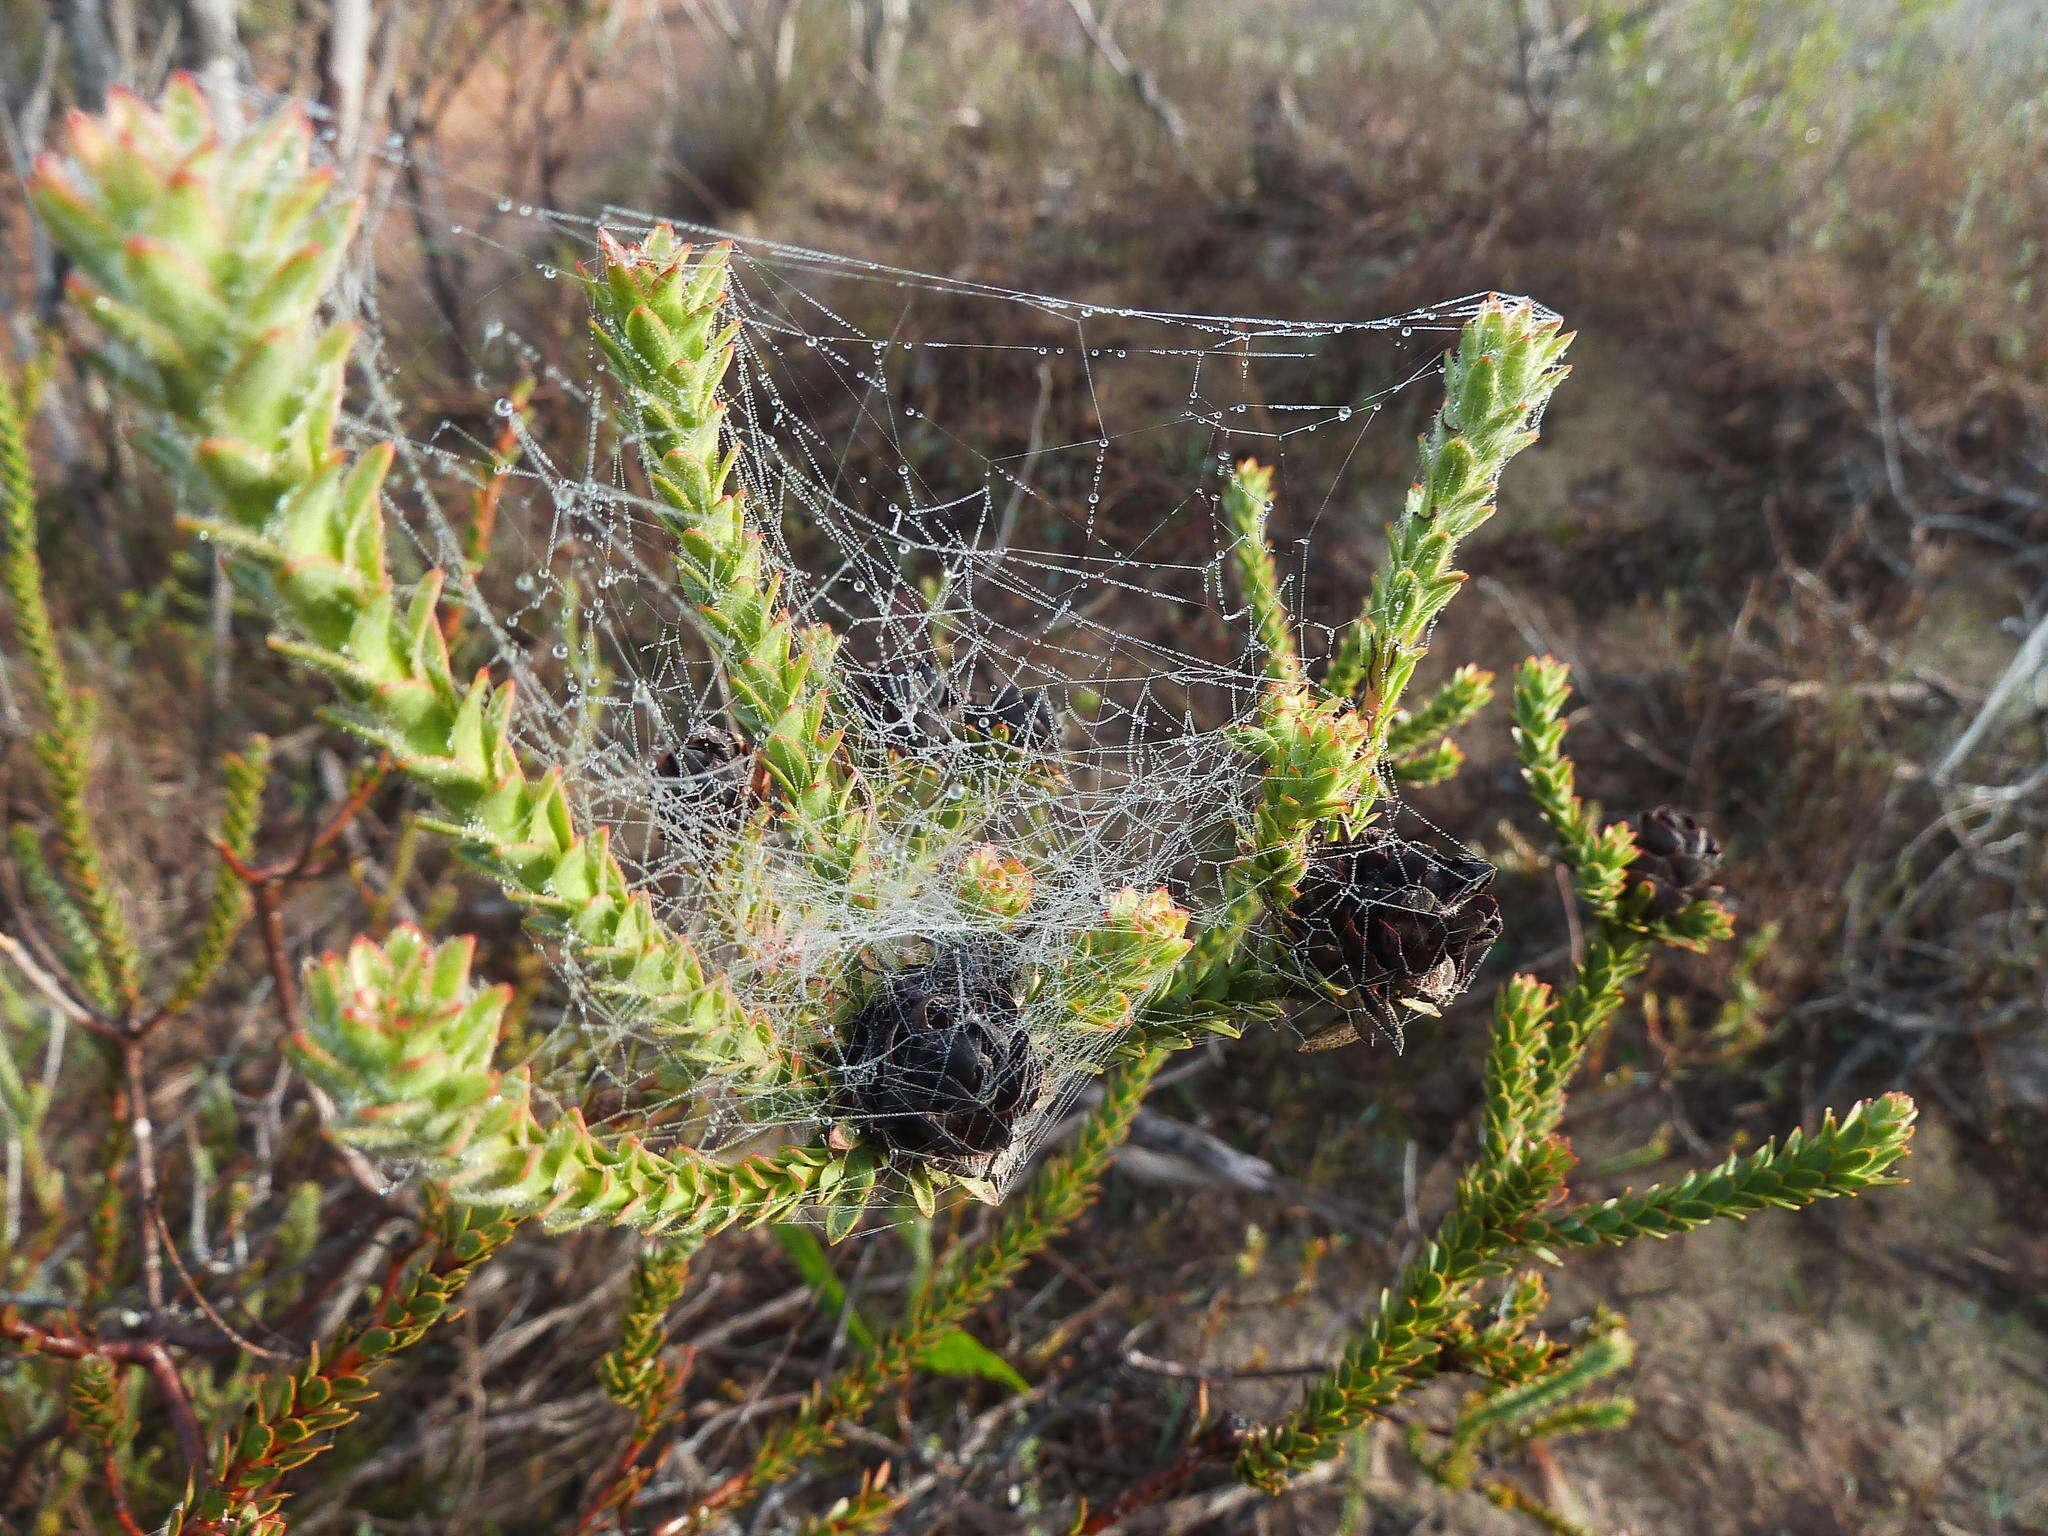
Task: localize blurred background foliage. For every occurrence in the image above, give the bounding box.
[2,1,2045,1531]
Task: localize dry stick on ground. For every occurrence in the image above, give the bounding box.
[1059,0,1189,153]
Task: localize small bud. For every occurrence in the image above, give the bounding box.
[959,845,1034,920]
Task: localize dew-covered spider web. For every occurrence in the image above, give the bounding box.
[345,171,1536,1194]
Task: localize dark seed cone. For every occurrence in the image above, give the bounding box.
[1626,805,1724,916]
[1283,834,1503,1035]
[654,724,753,819]
[834,944,1043,1164]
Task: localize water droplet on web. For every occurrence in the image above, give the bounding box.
[1116,350,1128,358]
[540,265,557,280]
[1338,406,1353,421]
[493,398,514,416]
[1400,325,1413,337]
[515,574,536,591]
[517,204,533,217]
[552,644,569,658]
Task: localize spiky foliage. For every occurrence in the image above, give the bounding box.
[155,736,272,1017]
[694,1047,1164,1524]
[1164,304,1567,1022]
[1,362,141,1013]
[1386,663,1495,784]
[1510,654,1630,910]
[792,1466,903,1536]
[291,928,830,1235]
[585,1238,702,1522]
[1229,668,1915,1493]
[1325,302,1573,709]
[1167,682,1379,1005]
[585,229,872,890]
[1223,458,1307,687]
[29,79,781,1087]
[167,1193,520,1535]
[14,82,1926,1536]
[31,83,1208,1240]
[1523,1096,1919,1248]
[1409,1313,1635,1533]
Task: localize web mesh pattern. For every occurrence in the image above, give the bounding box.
[350,187,1530,1178]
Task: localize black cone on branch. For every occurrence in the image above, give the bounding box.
[834,944,1042,1164]
[1283,833,1502,1048]
[1626,805,1723,915]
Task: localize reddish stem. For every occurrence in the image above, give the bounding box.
[0,1313,205,1470]
[1073,1416,1248,1536]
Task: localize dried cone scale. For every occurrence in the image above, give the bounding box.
[834,943,1044,1165]
[1626,805,1724,915]
[1283,833,1503,1050]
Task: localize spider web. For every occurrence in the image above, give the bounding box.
[344,171,1524,1188]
